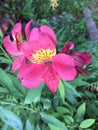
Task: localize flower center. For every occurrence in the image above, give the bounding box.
[16,34,23,44]
[31,49,56,64]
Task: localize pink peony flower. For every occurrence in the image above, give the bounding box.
[62,42,92,75]
[18,31,77,93]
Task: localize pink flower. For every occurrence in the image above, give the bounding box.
[62,42,92,75]
[3,20,33,71]
[18,30,77,93]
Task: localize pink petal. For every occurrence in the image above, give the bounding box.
[29,28,40,42]
[3,36,23,56]
[40,25,57,45]
[73,52,92,65]
[43,65,60,93]
[12,22,22,40]
[53,54,77,81]
[21,34,56,61]
[12,56,26,71]
[62,42,74,53]
[18,63,47,88]
[25,20,33,40]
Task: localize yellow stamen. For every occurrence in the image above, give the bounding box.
[16,34,23,44]
[31,49,56,64]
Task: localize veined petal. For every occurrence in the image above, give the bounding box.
[12,55,26,71]
[18,63,47,88]
[40,25,57,44]
[62,42,74,53]
[73,52,92,65]
[3,36,23,56]
[12,22,22,40]
[53,54,77,81]
[43,65,60,93]
[25,20,33,40]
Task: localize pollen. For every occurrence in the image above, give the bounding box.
[31,49,56,64]
[16,34,23,44]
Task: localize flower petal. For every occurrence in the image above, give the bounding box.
[62,42,74,53]
[3,36,23,56]
[43,65,60,93]
[40,25,57,44]
[21,34,56,61]
[12,22,22,40]
[12,56,26,71]
[29,28,40,42]
[53,54,77,81]
[25,20,33,40]
[18,63,47,88]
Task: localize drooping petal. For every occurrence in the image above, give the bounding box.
[18,63,47,88]
[3,36,23,56]
[43,65,60,93]
[12,22,22,40]
[72,52,92,65]
[53,53,77,81]
[12,55,26,71]
[25,20,33,40]
[62,42,74,53]
[21,34,56,62]
[40,25,57,44]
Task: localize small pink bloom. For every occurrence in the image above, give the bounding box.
[18,35,76,93]
[62,42,92,75]
[3,20,33,71]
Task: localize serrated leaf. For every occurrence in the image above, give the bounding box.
[0,107,23,130]
[58,80,65,102]
[40,113,68,130]
[24,83,44,104]
[75,103,86,122]
[79,119,95,128]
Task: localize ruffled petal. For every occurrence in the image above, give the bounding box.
[53,53,77,81]
[43,65,60,93]
[12,55,26,71]
[62,42,74,53]
[40,25,57,45]
[3,36,23,56]
[12,22,22,40]
[25,20,33,40]
[18,63,47,88]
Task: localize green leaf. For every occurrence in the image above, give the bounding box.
[40,113,68,130]
[0,107,23,130]
[79,119,95,128]
[63,81,81,104]
[75,103,86,122]
[57,106,71,114]
[58,80,65,102]
[43,99,51,110]
[63,115,74,125]
[24,83,44,104]
[48,124,61,130]
[25,119,34,130]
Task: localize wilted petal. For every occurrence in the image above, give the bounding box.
[53,53,77,81]
[40,25,57,44]
[62,42,74,53]
[12,55,26,71]
[43,65,60,93]
[3,36,23,56]
[18,63,47,88]
[25,20,33,40]
[12,22,22,40]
